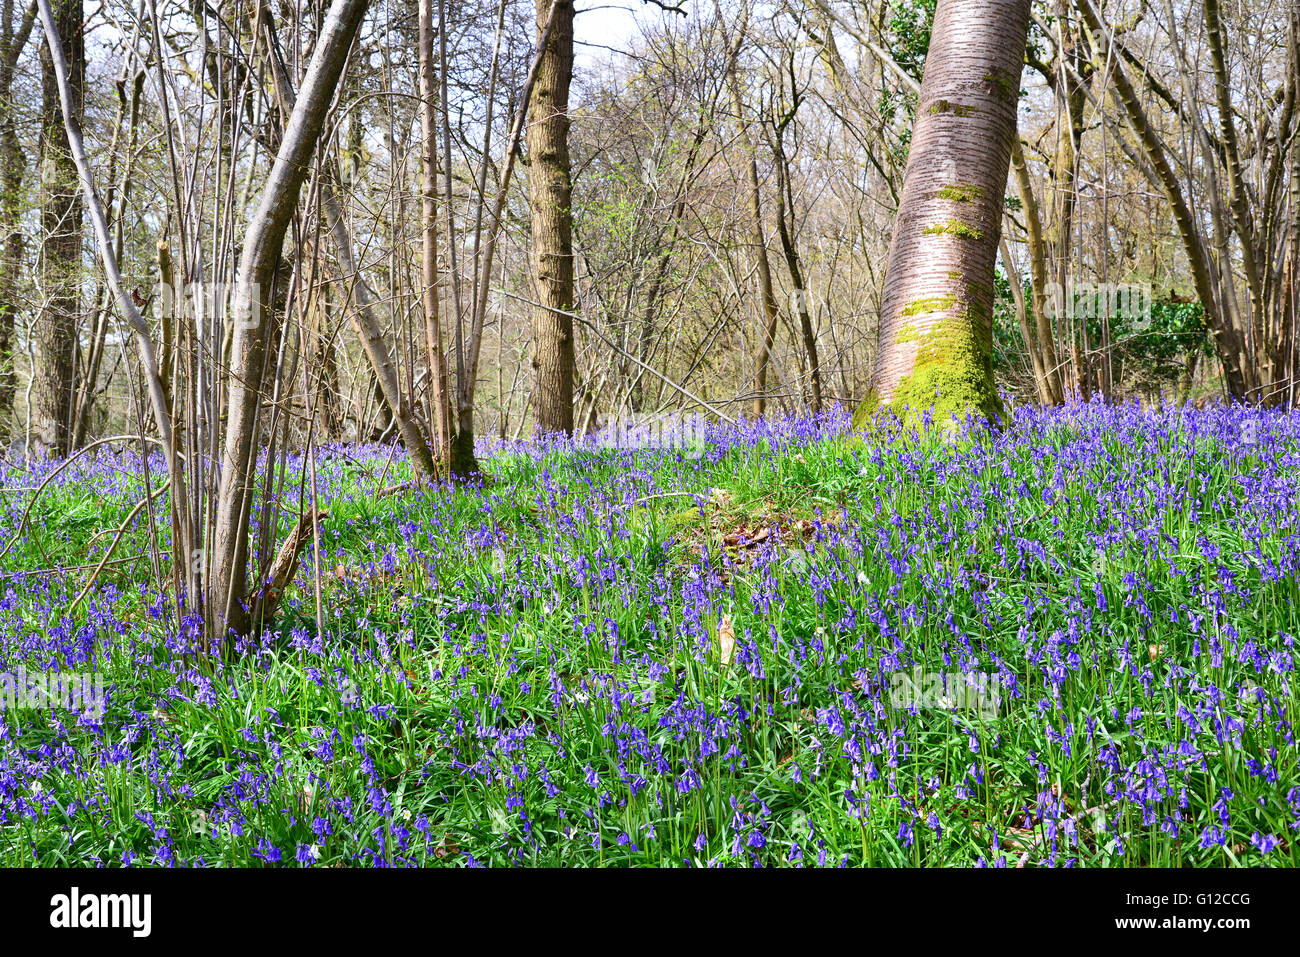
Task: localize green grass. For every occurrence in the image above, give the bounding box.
[0,405,1297,867]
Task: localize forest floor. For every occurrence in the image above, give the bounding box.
[0,400,1297,866]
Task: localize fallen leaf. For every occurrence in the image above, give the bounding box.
[718,614,735,667]
[435,833,460,859]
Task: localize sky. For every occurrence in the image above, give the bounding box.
[573,1,679,68]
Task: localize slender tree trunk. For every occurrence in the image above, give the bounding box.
[466,0,558,437]
[33,0,81,457]
[1204,0,1266,396]
[999,233,1051,404]
[210,0,370,641]
[1288,27,1300,407]
[1075,0,1249,399]
[70,52,143,451]
[742,152,780,421]
[253,2,435,478]
[626,119,707,412]
[365,372,394,441]
[308,286,342,440]
[1007,139,1062,405]
[854,0,1030,427]
[419,0,453,471]
[1051,4,1089,401]
[526,0,575,437]
[723,26,780,420]
[773,137,823,413]
[437,0,480,476]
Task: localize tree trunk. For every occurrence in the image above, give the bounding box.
[999,232,1052,405]
[742,150,780,421]
[0,0,35,443]
[419,0,453,472]
[70,52,143,452]
[526,0,575,437]
[33,0,81,457]
[1050,3,1089,402]
[853,0,1029,428]
[466,0,559,443]
[437,0,480,476]
[308,286,343,441]
[210,0,370,641]
[773,135,823,414]
[1008,137,1063,404]
[1075,0,1249,400]
[251,0,435,475]
[723,26,780,420]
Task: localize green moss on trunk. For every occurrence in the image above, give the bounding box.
[936,183,984,202]
[889,313,1002,426]
[922,219,982,240]
[851,306,1001,434]
[850,388,879,432]
[893,322,920,344]
[901,294,957,317]
[928,99,978,117]
[982,69,1018,102]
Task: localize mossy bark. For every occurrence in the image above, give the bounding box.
[854,0,1031,431]
[890,312,1001,425]
[450,425,481,479]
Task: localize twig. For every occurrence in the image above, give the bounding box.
[248,509,331,631]
[69,479,170,613]
[0,554,146,578]
[0,435,164,564]
[492,288,738,424]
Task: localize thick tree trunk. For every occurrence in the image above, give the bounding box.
[33,0,81,457]
[0,0,35,443]
[854,0,1029,428]
[526,0,575,437]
